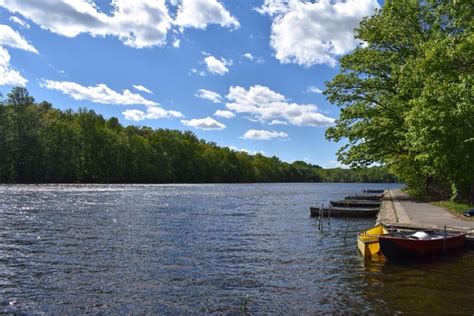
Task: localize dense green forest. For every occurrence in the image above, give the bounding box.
[0,87,395,184]
[325,0,473,201]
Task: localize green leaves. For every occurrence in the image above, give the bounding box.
[0,87,394,184]
[326,0,474,200]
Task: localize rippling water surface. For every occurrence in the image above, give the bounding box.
[1,183,473,314]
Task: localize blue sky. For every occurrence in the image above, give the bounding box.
[0,0,381,167]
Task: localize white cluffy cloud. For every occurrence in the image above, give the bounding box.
[242,129,288,141]
[133,84,153,94]
[226,85,334,127]
[0,46,27,86]
[41,80,158,106]
[257,0,379,67]
[214,110,235,118]
[0,0,172,49]
[190,68,206,77]
[307,85,323,94]
[175,0,239,30]
[243,52,264,64]
[195,88,223,103]
[0,0,239,49]
[243,53,254,60]
[204,55,231,75]
[0,24,38,53]
[0,24,39,86]
[181,117,226,130]
[229,146,265,155]
[269,119,287,125]
[40,79,183,121]
[123,107,183,121]
[9,16,29,28]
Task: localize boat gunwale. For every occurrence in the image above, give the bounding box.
[379,232,466,241]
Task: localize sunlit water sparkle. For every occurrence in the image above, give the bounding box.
[1,183,472,314]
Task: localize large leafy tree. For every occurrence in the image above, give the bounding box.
[325,0,473,200]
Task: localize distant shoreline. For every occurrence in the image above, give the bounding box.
[0,88,396,184]
[0,181,401,185]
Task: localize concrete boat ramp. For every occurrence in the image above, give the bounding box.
[378,189,474,242]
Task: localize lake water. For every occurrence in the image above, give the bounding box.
[0,183,473,314]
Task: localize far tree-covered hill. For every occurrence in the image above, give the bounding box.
[0,87,396,184]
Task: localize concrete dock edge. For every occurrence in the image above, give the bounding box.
[377,189,474,246]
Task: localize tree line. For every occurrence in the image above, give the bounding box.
[0,87,395,184]
[325,0,473,201]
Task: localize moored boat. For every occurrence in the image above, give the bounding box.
[357,225,388,258]
[379,230,466,259]
[463,209,474,217]
[345,194,383,201]
[330,199,381,208]
[310,206,380,218]
[364,189,385,194]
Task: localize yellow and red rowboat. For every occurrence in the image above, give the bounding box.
[357,225,388,258]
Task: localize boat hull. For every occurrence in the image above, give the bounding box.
[345,195,383,201]
[330,200,381,208]
[310,207,379,218]
[379,232,466,259]
[357,225,388,258]
[364,189,385,194]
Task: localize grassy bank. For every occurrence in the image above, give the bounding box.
[403,186,474,216]
[431,201,474,215]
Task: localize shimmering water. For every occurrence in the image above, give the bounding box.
[0,183,472,314]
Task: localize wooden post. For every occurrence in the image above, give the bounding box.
[443,225,447,253]
[343,224,349,241]
[318,204,322,230]
[328,204,331,227]
[321,207,324,233]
